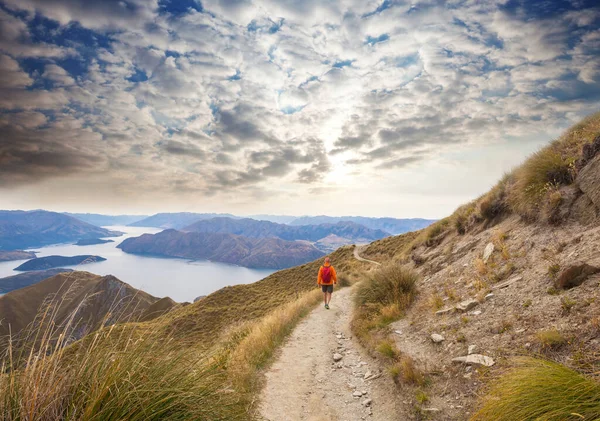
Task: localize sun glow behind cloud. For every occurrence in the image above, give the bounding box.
[0,0,599,217]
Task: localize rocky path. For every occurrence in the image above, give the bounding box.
[259,286,405,421]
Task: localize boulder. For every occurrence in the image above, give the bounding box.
[456,299,479,312]
[577,154,600,209]
[452,354,495,367]
[555,263,600,289]
[482,242,495,263]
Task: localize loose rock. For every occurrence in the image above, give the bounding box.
[353,391,363,397]
[482,242,495,263]
[431,333,445,343]
[362,398,372,407]
[436,307,454,316]
[456,299,479,312]
[452,354,495,367]
[333,353,343,362]
[493,276,523,290]
[468,345,477,355]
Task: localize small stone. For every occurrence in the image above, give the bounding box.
[452,354,495,367]
[524,342,531,348]
[362,398,372,407]
[468,345,477,355]
[364,370,372,379]
[367,407,373,415]
[353,391,363,397]
[394,330,402,335]
[336,334,343,339]
[422,408,441,413]
[333,353,343,362]
[483,242,495,263]
[485,293,495,300]
[456,299,479,312]
[470,310,482,316]
[431,333,445,343]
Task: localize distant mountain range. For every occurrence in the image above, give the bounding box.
[64,213,148,227]
[118,229,325,269]
[184,217,389,243]
[127,212,435,235]
[288,216,436,234]
[129,212,237,229]
[0,210,122,250]
[0,271,177,348]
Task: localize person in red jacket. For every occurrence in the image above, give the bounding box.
[317,257,337,309]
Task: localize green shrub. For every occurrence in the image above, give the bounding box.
[536,328,567,349]
[355,264,418,311]
[472,357,600,421]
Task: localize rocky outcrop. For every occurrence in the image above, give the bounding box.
[577,155,600,210]
[576,134,600,171]
[555,263,600,289]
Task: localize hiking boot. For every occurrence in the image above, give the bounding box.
[325,304,330,309]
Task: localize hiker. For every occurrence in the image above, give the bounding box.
[317,257,337,309]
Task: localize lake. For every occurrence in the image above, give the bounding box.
[0,226,276,302]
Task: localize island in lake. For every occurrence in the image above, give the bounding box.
[75,238,114,246]
[14,255,107,271]
[0,250,36,262]
[0,268,74,293]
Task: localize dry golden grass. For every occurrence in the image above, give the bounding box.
[536,328,567,349]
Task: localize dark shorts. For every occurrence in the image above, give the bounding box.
[321,284,333,293]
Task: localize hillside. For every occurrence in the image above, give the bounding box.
[0,250,36,261]
[0,271,177,349]
[347,112,600,419]
[118,229,325,269]
[0,268,73,294]
[289,215,436,234]
[183,217,389,249]
[0,210,122,250]
[14,255,106,271]
[64,212,148,226]
[129,212,236,229]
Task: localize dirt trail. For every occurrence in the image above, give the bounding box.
[353,246,381,266]
[259,285,406,421]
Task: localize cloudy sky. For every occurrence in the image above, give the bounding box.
[0,0,599,218]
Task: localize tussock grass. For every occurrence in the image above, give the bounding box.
[355,265,418,309]
[0,315,242,421]
[472,357,600,421]
[536,328,567,349]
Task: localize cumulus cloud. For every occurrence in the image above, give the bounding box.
[0,0,599,214]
